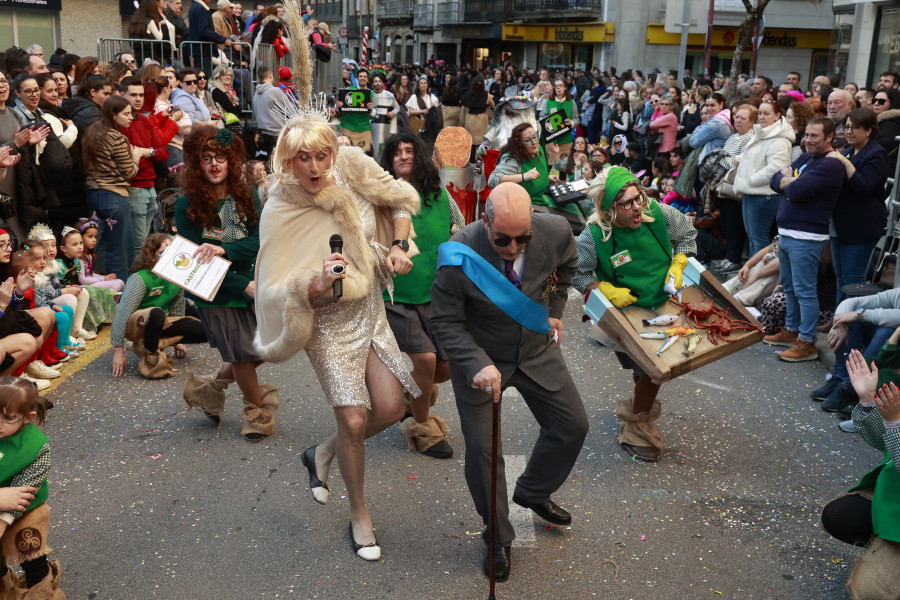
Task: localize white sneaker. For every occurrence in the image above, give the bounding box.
[25,360,61,380]
[74,328,97,340]
[19,374,51,391]
[74,337,86,345]
[839,419,857,433]
[63,350,78,360]
[65,341,86,351]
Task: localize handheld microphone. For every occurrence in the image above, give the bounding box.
[330,234,343,303]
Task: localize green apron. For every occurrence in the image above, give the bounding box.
[385,188,450,305]
[590,200,673,310]
[137,269,182,312]
[517,149,582,216]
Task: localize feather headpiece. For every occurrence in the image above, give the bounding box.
[275,0,331,129]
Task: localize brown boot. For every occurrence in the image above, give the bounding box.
[617,376,663,462]
[9,559,65,599]
[778,339,817,362]
[763,329,798,347]
[241,385,279,443]
[398,415,453,459]
[183,374,231,424]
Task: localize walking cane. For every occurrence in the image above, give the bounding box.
[488,391,501,600]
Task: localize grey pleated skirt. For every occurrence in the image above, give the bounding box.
[197,305,262,364]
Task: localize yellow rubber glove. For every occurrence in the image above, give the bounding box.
[666,253,689,290]
[598,281,637,308]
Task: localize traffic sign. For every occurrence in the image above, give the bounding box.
[339,26,348,38]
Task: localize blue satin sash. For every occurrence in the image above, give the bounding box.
[437,241,551,334]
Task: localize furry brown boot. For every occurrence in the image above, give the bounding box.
[241,385,279,442]
[9,559,65,600]
[183,373,232,423]
[398,415,452,458]
[137,350,175,379]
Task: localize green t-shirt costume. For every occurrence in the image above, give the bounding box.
[546,98,575,131]
[515,148,581,217]
[0,423,49,512]
[590,199,673,310]
[137,269,182,312]
[384,188,450,305]
[341,85,372,133]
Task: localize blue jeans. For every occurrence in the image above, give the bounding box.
[831,237,878,305]
[833,321,894,384]
[779,234,828,343]
[742,193,783,257]
[88,189,133,278]
[129,187,157,266]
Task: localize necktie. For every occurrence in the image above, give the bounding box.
[504,260,521,290]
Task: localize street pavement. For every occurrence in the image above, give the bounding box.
[41,297,873,599]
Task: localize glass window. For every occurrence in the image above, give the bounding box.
[872,8,900,82]
[0,13,13,51]
[13,10,57,54]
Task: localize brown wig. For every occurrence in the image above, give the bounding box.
[498,122,539,164]
[131,232,173,273]
[380,130,442,203]
[179,126,256,230]
[0,376,46,426]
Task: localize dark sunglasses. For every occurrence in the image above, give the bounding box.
[875,98,888,105]
[489,224,532,246]
[198,75,208,80]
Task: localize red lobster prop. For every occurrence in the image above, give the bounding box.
[670,293,763,345]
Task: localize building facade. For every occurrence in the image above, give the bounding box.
[831,0,900,90]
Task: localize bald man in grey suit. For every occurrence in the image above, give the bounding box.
[430,183,589,582]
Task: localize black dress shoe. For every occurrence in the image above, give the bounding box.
[512,493,572,525]
[348,522,381,561]
[300,446,329,504]
[421,438,453,459]
[620,442,660,462]
[482,544,511,582]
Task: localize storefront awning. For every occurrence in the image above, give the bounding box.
[502,22,615,43]
[646,23,831,49]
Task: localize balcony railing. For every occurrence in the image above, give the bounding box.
[312,1,343,21]
[379,0,413,19]
[436,1,460,24]
[512,0,601,10]
[413,3,434,28]
[463,0,511,22]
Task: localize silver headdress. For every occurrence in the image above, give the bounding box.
[275,0,331,129]
[27,223,54,243]
[60,225,79,238]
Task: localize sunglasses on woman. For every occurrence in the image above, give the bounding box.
[875,98,888,105]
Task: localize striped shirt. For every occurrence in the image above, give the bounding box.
[85,130,139,197]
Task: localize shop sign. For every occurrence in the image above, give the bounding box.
[442,24,502,38]
[645,23,830,50]
[502,22,615,43]
[0,0,61,9]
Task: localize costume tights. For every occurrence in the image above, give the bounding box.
[142,309,207,353]
[821,494,873,547]
[0,554,49,587]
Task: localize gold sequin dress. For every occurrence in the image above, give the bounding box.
[304,169,421,408]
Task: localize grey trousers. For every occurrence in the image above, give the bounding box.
[452,367,588,546]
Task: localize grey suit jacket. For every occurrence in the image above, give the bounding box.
[430,213,578,400]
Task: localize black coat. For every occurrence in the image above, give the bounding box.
[832,139,890,244]
[61,96,102,136]
[12,112,73,228]
[876,109,900,174]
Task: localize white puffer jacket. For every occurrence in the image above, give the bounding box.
[733,116,795,196]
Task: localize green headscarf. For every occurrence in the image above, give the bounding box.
[602,167,639,211]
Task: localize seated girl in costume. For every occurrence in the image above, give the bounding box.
[20,241,82,355]
[0,376,65,598]
[110,233,206,380]
[27,224,92,345]
[75,215,126,292]
[56,226,120,334]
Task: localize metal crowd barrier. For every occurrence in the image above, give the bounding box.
[97,38,178,68]
[179,41,254,115]
[255,42,278,81]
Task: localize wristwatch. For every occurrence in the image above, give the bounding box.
[391,239,410,252]
[856,306,867,321]
[150,148,156,158]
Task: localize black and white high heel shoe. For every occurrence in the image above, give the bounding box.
[300,446,329,504]
[348,522,381,561]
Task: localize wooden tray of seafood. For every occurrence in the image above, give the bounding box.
[584,258,764,383]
